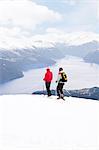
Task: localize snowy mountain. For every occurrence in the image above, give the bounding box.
[0,31,99,49]
[0,32,99,84]
[84,50,99,65]
[0,94,99,150]
[0,48,56,83]
[56,40,99,57]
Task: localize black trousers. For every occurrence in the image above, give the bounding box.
[57,83,64,97]
[45,82,51,96]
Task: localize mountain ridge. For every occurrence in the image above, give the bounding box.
[0,40,99,84]
[33,87,99,100]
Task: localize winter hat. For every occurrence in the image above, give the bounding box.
[59,67,63,71]
[46,68,50,71]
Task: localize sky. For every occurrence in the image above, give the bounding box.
[0,0,99,48]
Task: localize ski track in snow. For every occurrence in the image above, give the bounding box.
[0,95,99,150]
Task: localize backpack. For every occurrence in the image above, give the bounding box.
[61,72,67,82]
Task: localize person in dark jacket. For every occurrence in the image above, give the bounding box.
[56,67,67,100]
[43,68,53,96]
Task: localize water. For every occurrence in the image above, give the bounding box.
[0,56,99,94]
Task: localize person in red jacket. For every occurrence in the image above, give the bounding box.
[43,68,53,96]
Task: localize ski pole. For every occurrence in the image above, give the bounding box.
[65,89,71,97]
[43,83,45,96]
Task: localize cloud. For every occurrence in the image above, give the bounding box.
[62,0,76,5]
[62,0,98,32]
[0,0,98,49]
[46,27,64,34]
[0,26,99,49]
[98,0,99,19]
[0,0,62,31]
[32,29,99,47]
[0,0,63,48]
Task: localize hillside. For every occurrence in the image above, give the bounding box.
[84,51,99,65]
[0,95,99,150]
[0,40,98,84]
[0,58,23,84]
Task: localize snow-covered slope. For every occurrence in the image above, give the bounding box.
[0,95,99,150]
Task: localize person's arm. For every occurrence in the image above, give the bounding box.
[43,73,47,81]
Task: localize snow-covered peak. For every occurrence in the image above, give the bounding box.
[64,32,99,46]
[32,31,99,47]
[0,31,99,50]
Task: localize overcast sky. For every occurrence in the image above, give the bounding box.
[0,0,98,43]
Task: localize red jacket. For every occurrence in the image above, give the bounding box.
[43,69,53,82]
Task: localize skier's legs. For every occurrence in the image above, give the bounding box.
[57,83,60,97]
[45,82,51,96]
[60,83,64,94]
[57,83,64,98]
[60,83,64,98]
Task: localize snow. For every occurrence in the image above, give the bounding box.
[0,31,99,49]
[0,95,99,150]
